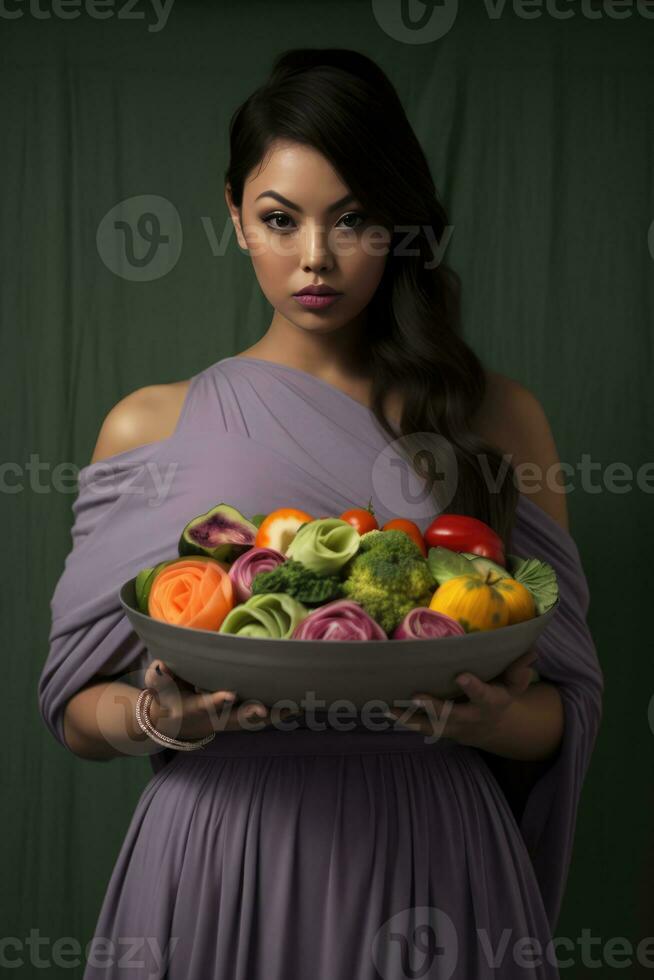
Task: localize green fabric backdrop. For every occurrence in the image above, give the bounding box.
[3,1,652,976]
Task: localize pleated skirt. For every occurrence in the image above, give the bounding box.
[82,719,560,980]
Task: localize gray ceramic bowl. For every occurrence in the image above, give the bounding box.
[119,578,558,707]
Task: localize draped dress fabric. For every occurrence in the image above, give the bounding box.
[38,356,604,980]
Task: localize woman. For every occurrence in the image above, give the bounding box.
[38,48,603,979]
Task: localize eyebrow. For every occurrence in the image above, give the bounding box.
[254,191,357,214]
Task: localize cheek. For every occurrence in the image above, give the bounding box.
[342,248,389,299]
[249,246,295,292]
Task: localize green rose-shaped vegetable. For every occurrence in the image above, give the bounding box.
[218,592,309,639]
[285,518,360,575]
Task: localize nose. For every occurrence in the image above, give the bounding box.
[299,222,334,274]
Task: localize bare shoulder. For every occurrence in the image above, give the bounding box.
[90,379,192,465]
[471,370,570,532]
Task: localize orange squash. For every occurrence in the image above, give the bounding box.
[429,567,535,632]
[494,576,536,625]
[148,557,234,631]
[429,574,509,632]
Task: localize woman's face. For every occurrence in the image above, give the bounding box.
[225,141,392,338]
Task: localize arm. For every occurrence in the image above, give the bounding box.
[64,679,160,761]
[402,378,570,761]
[467,680,564,762]
[470,377,568,761]
[473,378,570,761]
[63,382,186,760]
[477,371,570,530]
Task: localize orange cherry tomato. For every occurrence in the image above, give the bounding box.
[381,518,427,557]
[339,500,379,535]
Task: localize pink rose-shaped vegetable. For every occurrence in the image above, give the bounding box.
[392,607,466,640]
[228,547,286,603]
[292,599,387,641]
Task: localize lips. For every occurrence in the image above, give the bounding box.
[293,285,342,296]
[293,292,342,309]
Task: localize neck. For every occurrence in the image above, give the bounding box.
[242,310,372,381]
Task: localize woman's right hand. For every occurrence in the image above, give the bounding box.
[143,659,282,739]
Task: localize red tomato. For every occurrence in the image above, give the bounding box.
[423,514,505,565]
[381,518,427,557]
[339,506,379,535]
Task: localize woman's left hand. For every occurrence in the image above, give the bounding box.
[385,649,540,748]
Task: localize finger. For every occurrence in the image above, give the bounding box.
[411,694,450,717]
[143,660,178,692]
[503,666,535,699]
[502,652,538,694]
[193,688,239,721]
[387,699,458,736]
[241,699,269,718]
[389,698,455,726]
[511,650,539,672]
[453,673,494,705]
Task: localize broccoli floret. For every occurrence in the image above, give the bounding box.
[342,530,436,634]
[251,559,344,606]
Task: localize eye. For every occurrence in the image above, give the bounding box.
[335,211,367,231]
[260,211,368,234]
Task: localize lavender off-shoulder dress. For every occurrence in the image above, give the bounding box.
[38,356,604,980]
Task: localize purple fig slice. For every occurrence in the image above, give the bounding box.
[178,503,258,563]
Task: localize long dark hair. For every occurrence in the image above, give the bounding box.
[225,48,519,547]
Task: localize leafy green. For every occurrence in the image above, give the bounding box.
[509,556,559,614]
[427,546,477,584]
[251,558,344,606]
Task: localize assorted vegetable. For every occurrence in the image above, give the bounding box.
[292,599,387,642]
[251,558,344,606]
[285,518,360,575]
[254,507,313,554]
[218,592,308,639]
[148,557,234,631]
[428,571,535,633]
[338,498,379,535]
[392,607,465,640]
[227,546,286,604]
[340,529,435,634]
[137,499,559,640]
[424,514,505,566]
[178,503,258,563]
[380,518,427,557]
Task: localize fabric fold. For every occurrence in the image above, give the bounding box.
[503,495,603,930]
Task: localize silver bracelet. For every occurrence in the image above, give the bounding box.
[135,688,216,752]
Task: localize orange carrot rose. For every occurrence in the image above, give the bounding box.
[148,557,234,631]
